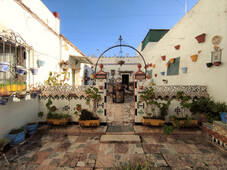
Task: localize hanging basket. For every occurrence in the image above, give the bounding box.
[174,45,180,50]
[0,62,10,73]
[117,60,125,66]
[181,67,188,73]
[190,55,198,62]
[170,58,175,64]
[161,56,166,61]
[195,33,206,43]
[16,65,27,75]
[30,68,38,75]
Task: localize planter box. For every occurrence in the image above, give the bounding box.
[79,119,100,127]
[46,118,68,125]
[172,119,198,127]
[142,117,165,126]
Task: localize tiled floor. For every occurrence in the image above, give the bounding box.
[0,132,226,170]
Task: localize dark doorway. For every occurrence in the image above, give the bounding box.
[122,74,129,90]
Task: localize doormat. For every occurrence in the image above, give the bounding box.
[107,126,134,132]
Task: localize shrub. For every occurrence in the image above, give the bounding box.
[79,109,97,121]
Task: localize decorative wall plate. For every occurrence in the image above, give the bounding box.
[212,35,222,45]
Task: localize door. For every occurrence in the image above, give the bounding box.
[122,74,129,90]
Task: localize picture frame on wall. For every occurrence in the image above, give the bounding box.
[211,49,222,63]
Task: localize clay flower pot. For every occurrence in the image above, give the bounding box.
[166,63,169,68]
[91,74,95,79]
[195,33,206,43]
[206,63,213,68]
[152,64,156,68]
[214,62,221,66]
[161,56,166,61]
[170,58,175,64]
[190,55,198,62]
[147,75,151,79]
[174,45,180,50]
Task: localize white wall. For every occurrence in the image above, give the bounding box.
[139,0,227,103]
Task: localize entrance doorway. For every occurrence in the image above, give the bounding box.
[122,74,129,90]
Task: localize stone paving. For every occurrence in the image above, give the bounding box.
[106,95,134,126]
[0,131,226,170]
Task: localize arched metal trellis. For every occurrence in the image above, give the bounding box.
[94,44,147,75]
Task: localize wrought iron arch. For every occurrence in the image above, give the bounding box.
[94,44,147,74]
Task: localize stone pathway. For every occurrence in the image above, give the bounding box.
[0,132,226,169]
[106,95,134,126]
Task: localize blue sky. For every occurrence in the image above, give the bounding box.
[42,0,199,57]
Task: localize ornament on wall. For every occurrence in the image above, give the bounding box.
[212,35,222,45]
[195,33,206,43]
[211,49,222,66]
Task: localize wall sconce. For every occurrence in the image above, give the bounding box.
[162,79,168,84]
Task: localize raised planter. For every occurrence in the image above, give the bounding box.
[142,117,165,126]
[46,118,69,125]
[0,62,10,72]
[206,63,213,68]
[195,33,206,43]
[26,122,38,135]
[174,45,180,50]
[181,67,188,73]
[190,55,198,62]
[79,119,100,127]
[172,118,198,127]
[220,112,227,124]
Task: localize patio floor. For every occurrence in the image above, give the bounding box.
[0,127,226,170]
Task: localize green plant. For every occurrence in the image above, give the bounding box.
[38,111,44,118]
[47,113,70,119]
[159,99,171,120]
[79,109,98,121]
[184,115,192,125]
[140,86,159,117]
[0,138,9,145]
[85,87,102,114]
[162,125,174,136]
[76,104,81,107]
[9,127,24,134]
[171,115,180,128]
[212,102,227,113]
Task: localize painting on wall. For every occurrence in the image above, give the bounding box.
[167,57,180,76]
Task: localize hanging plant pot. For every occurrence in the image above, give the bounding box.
[37,60,45,67]
[174,45,180,50]
[0,62,10,73]
[190,55,198,62]
[30,68,38,75]
[152,64,156,68]
[139,86,143,90]
[16,65,26,75]
[161,72,165,76]
[170,58,175,64]
[206,63,213,68]
[161,56,166,61]
[99,86,103,90]
[0,96,10,105]
[181,67,188,73]
[214,62,221,66]
[166,63,169,68]
[195,33,206,43]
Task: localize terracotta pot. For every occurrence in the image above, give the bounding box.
[161,56,166,61]
[147,75,151,79]
[195,33,206,43]
[155,74,157,77]
[166,63,169,68]
[99,86,103,90]
[174,45,180,50]
[91,74,95,79]
[214,62,221,66]
[152,64,156,68]
[139,86,143,90]
[170,58,175,64]
[190,55,198,62]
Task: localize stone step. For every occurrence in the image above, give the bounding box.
[106,132,135,135]
[100,135,141,144]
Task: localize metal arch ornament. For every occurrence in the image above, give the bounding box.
[94,44,147,75]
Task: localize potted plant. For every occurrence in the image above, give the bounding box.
[79,109,100,127]
[45,99,70,125]
[212,102,227,124]
[162,125,174,136]
[26,122,38,135]
[8,127,25,145]
[0,88,10,105]
[76,104,82,112]
[140,86,167,126]
[0,61,10,72]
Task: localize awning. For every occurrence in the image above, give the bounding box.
[70,55,93,64]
